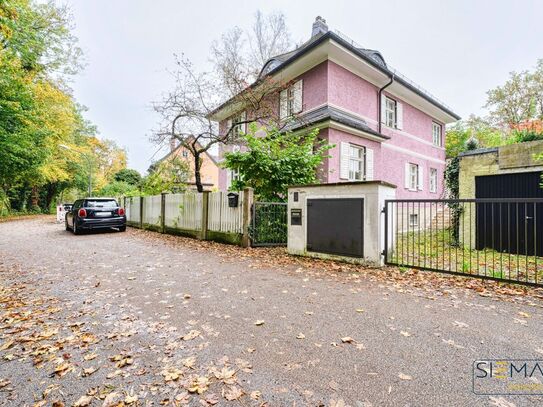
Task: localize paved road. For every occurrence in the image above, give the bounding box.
[1,217,543,406]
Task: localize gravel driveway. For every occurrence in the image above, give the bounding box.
[1,217,543,406]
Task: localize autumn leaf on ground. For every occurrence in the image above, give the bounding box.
[213,367,236,384]
[400,331,411,337]
[356,309,365,313]
[124,393,138,404]
[161,367,183,382]
[82,366,98,377]
[254,320,265,326]
[0,340,15,351]
[398,373,413,380]
[73,395,93,407]
[297,333,306,339]
[341,337,355,343]
[250,390,262,400]
[235,358,252,373]
[453,321,469,328]
[182,356,197,368]
[182,330,201,340]
[51,362,73,377]
[83,353,97,361]
[0,379,11,388]
[204,393,220,405]
[222,385,244,401]
[518,311,531,318]
[186,375,209,394]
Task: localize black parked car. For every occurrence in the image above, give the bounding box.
[65,198,126,235]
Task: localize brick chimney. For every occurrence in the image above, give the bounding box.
[169,137,177,152]
[311,16,328,37]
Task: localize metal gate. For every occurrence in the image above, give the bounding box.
[383,199,543,287]
[307,198,364,257]
[250,202,287,246]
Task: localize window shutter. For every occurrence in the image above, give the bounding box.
[340,142,350,180]
[292,80,303,113]
[418,165,424,191]
[279,89,288,120]
[396,102,403,130]
[226,119,232,136]
[365,148,374,181]
[405,163,411,189]
[240,111,247,134]
[226,170,232,190]
[380,96,387,123]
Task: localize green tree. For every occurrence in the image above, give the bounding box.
[223,125,332,201]
[485,59,543,126]
[113,169,142,186]
[141,157,190,196]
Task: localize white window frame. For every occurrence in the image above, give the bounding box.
[432,122,442,147]
[230,111,247,140]
[348,144,366,181]
[429,168,438,193]
[409,213,419,227]
[409,163,419,191]
[385,96,397,128]
[280,80,303,119]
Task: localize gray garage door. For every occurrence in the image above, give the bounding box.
[307,198,364,257]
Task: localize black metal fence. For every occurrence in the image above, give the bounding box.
[384,199,543,287]
[250,202,288,247]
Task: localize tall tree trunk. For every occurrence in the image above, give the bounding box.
[31,185,39,209]
[194,152,203,193]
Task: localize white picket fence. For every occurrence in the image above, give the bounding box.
[208,191,244,234]
[165,193,203,231]
[125,196,140,224]
[123,191,248,241]
[142,195,162,227]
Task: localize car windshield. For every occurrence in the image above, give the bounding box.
[85,200,117,208]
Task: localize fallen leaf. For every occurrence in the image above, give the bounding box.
[186,375,209,394]
[254,320,265,326]
[400,331,411,337]
[82,366,98,377]
[182,330,201,341]
[296,333,306,339]
[398,373,412,380]
[73,395,93,407]
[341,337,355,343]
[204,393,220,405]
[222,385,243,401]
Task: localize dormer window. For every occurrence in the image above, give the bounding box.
[279,80,303,120]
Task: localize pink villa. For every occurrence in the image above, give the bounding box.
[211,17,460,198]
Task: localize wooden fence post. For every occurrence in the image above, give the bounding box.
[139,196,144,229]
[241,187,254,248]
[200,191,209,240]
[160,192,166,233]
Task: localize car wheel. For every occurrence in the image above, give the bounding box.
[119,226,126,232]
[73,221,80,235]
[65,219,70,231]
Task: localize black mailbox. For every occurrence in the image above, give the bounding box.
[291,208,302,225]
[227,192,239,208]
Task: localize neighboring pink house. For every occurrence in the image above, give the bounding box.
[211,17,460,198]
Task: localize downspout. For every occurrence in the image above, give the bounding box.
[378,74,395,134]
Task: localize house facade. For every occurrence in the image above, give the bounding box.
[155,138,220,191]
[212,17,460,197]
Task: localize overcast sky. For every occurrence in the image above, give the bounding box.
[65,0,543,173]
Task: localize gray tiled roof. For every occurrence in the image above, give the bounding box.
[283,105,389,139]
